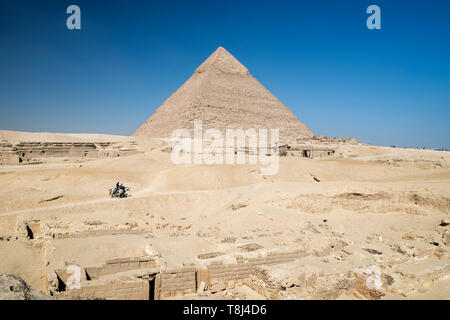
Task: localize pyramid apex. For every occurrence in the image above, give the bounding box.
[215,46,228,53]
[195,47,249,74]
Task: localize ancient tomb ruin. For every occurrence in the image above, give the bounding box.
[0,140,140,165]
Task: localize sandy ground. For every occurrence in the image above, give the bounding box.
[0,135,449,299]
[0,130,125,143]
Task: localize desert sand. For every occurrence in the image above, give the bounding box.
[0,130,125,144]
[0,135,449,299]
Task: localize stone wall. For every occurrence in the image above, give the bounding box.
[159,267,196,298]
[207,250,307,283]
[57,279,149,300]
[52,249,309,300]
[85,257,157,280]
[54,257,156,283]
[157,249,308,297]
[53,229,148,240]
[53,256,157,300]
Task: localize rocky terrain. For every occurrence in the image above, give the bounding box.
[0,274,50,300]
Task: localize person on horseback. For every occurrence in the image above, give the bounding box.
[110,182,121,197]
[110,182,129,198]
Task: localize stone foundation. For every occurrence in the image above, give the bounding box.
[52,249,309,300]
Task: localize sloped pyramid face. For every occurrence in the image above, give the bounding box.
[133,47,313,143]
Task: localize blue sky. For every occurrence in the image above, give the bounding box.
[0,0,449,148]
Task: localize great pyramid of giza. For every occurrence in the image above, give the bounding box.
[133,47,312,143]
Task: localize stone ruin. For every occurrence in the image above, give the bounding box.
[15,219,316,300]
[0,140,141,165]
[49,249,310,300]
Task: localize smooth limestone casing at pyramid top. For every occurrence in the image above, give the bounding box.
[133,47,313,144]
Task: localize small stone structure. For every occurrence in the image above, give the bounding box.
[53,257,158,300]
[279,144,335,159]
[51,248,309,300]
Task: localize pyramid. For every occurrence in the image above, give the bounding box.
[133,47,313,143]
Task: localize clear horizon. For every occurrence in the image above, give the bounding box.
[0,0,449,149]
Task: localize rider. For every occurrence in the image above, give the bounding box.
[116,182,120,190]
